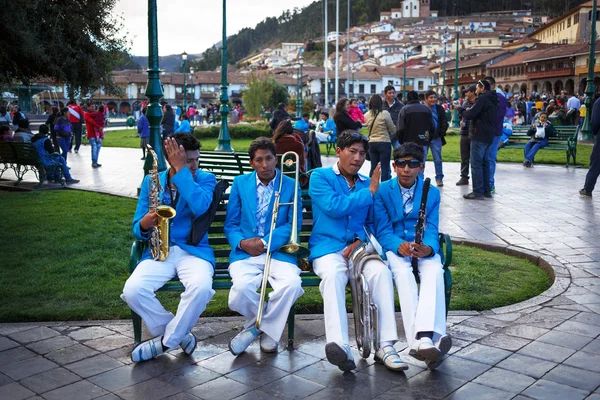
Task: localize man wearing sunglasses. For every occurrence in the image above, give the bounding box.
[308,130,408,373]
[373,142,451,370]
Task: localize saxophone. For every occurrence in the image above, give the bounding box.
[146,144,176,261]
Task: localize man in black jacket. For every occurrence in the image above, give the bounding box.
[383,85,403,148]
[161,104,176,138]
[396,91,435,155]
[424,90,448,187]
[458,80,498,200]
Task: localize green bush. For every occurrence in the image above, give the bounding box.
[193,122,271,140]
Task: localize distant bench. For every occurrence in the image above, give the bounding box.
[0,141,64,187]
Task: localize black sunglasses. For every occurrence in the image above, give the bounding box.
[347,132,369,142]
[394,159,422,169]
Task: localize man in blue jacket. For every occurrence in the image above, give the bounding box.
[373,142,451,370]
[225,137,304,356]
[122,134,217,363]
[309,130,408,373]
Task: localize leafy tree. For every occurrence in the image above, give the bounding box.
[1,0,128,97]
[243,75,289,117]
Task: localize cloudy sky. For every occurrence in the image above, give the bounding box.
[113,0,317,57]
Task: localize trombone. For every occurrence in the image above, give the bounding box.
[255,151,310,330]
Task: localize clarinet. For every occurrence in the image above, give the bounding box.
[412,178,431,280]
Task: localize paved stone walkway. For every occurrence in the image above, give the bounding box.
[1,147,600,400]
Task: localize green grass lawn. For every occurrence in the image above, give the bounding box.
[103,128,592,168]
[0,190,550,322]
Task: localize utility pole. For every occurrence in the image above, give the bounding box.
[335,0,340,104]
[324,0,329,107]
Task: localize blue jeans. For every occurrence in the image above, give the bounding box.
[488,136,501,190]
[584,133,600,192]
[423,139,444,182]
[524,139,549,163]
[471,139,493,195]
[57,137,71,162]
[90,138,102,164]
[369,142,392,181]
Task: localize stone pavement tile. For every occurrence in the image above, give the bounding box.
[585,303,600,314]
[164,393,202,400]
[517,340,576,363]
[452,343,512,365]
[259,374,325,400]
[115,378,182,400]
[566,293,600,305]
[359,360,425,382]
[191,322,236,341]
[0,347,36,366]
[67,326,115,341]
[431,355,491,381]
[295,338,327,359]
[197,347,263,375]
[64,354,124,378]
[0,382,35,400]
[19,367,81,394]
[88,365,153,392]
[225,361,288,388]
[446,382,514,400]
[130,352,195,378]
[447,324,491,342]
[521,379,590,400]
[186,376,255,400]
[572,312,600,326]
[0,355,58,380]
[232,389,279,400]
[586,394,600,400]
[473,367,536,394]
[7,327,60,344]
[581,338,600,355]
[536,330,593,351]
[542,364,600,392]
[0,336,19,352]
[477,333,531,351]
[402,370,467,399]
[501,324,550,340]
[496,353,557,379]
[0,325,38,336]
[460,316,511,331]
[0,371,12,386]
[564,351,600,373]
[26,335,77,355]
[45,344,100,365]
[104,346,134,365]
[84,334,132,352]
[447,315,477,324]
[41,380,108,400]
[156,364,221,390]
[553,304,594,312]
[447,338,471,355]
[555,320,600,338]
[186,342,228,363]
[96,395,122,400]
[513,308,579,329]
[262,349,321,373]
[200,328,239,347]
[483,312,524,322]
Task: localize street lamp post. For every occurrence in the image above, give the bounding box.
[582,0,597,140]
[143,0,166,175]
[402,43,408,100]
[189,67,195,108]
[182,51,188,111]
[441,28,450,97]
[350,65,355,98]
[215,0,233,151]
[452,19,462,128]
[296,57,304,115]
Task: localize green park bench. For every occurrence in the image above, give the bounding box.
[128,156,454,349]
[504,125,578,167]
[0,141,64,187]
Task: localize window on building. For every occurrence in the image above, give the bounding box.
[418,81,424,90]
[349,84,354,94]
[359,84,365,93]
[414,5,417,9]
[568,17,571,27]
[176,87,183,93]
[488,39,492,44]
[477,40,481,44]
[574,13,579,24]
[370,84,376,94]
[468,40,472,45]
[388,80,394,86]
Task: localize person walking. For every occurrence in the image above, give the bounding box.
[138,107,150,160]
[364,94,395,181]
[67,100,85,153]
[54,108,72,162]
[458,79,498,200]
[424,90,448,187]
[580,96,600,197]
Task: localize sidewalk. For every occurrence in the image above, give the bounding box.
[1,147,599,399]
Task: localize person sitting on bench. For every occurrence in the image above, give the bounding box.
[523,112,555,168]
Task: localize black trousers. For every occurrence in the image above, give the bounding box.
[584,132,600,192]
[70,122,82,151]
[460,134,471,179]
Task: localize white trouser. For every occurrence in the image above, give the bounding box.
[121,246,215,348]
[228,254,304,341]
[312,250,398,347]
[387,252,446,347]
[315,131,330,143]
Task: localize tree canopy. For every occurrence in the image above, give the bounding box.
[243,75,289,117]
[0,0,129,97]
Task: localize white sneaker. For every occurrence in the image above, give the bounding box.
[131,336,164,363]
[374,346,409,372]
[228,327,260,356]
[435,335,452,357]
[409,337,440,363]
[259,334,278,353]
[180,332,197,355]
[325,342,356,372]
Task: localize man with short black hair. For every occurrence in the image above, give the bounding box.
[424,90,448,187]
[225,137,304,356]
[396,91,436,158]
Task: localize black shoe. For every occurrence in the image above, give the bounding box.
[141,157,146,160]
[65,179,80,184]
[456,177,469,186]
[579,189,593,197]
[463,192,484,200]
[484,192,492,198]
[436,180,443,187]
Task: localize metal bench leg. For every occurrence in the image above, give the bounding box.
[132,310,143,345]
[287,304,296,351]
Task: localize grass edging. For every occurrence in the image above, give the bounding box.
[452,239,568,314]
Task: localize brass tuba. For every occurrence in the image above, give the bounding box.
[256,151,310,330]
[146,144,176,261]
[348,226,384,359]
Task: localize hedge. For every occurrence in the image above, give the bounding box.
[193,122,272,140]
